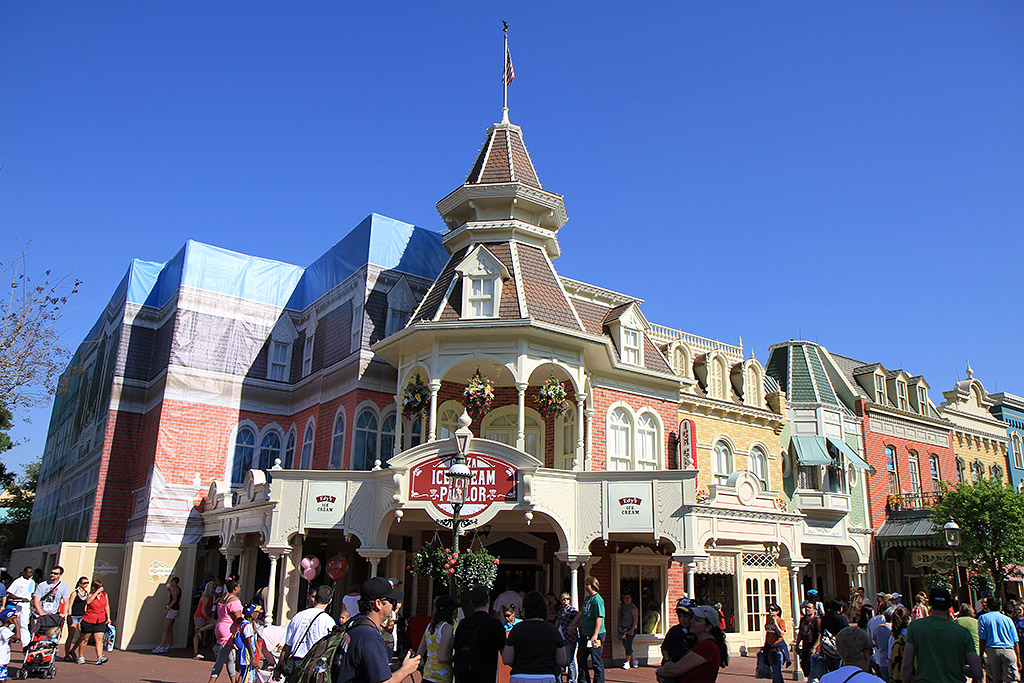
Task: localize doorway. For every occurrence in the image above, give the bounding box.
[695,574,737,632]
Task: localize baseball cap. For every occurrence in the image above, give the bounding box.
[675,597,693,612]
[690,605,719,626]
[467,584,490,606]
[434,594,459,610]
[806,589,819,596]
[361,576,403,604]
[243,603,264,617]
[929,586,952,610]
[891,592,902,600]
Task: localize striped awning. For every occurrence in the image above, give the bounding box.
[790,435,832,466]
[827,437,874,473]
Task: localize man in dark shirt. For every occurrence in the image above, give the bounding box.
[453,584,506,683]
[334,577,420,683]
[661,598,697,664]
[820,599,849,673]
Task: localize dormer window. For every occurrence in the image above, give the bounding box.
[269,341,290,382]
[455,245,509,320]
[386,277,416,336]
[622,328,641,365]
[917,387,928,415]
[875,375,887,405]
[302,336,314,377]
[896,380,908,410]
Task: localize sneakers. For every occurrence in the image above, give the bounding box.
[152,646,165,653]
[632,660,639,668]
[622,662,631,670]
[76,657,85,664]
[96,656,109,665]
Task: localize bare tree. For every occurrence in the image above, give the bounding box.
[0,250,81,410]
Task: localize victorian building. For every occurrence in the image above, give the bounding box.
[989,391,1024,492]
[937,365,1011,486]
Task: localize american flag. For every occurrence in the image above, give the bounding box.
[503,45,515,85]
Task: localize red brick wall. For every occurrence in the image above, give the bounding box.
[589,386,678,472]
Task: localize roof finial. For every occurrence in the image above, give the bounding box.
[502,21,514,121]
[965,360,973,379]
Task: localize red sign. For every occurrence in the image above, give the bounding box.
[679,419,697,469]
[409,454,518,518]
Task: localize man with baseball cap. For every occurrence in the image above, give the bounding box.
[661,597,697,665]
[335,577,420,683]
[902,586,982,683]
[452,584,506,683]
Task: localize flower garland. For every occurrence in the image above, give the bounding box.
[536,376,569,420]
[408,543,499,588]
[402,374,430,419]
[463,370,494,422]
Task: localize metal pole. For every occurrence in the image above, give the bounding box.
[451,502,462,600]
[952,548,960,600]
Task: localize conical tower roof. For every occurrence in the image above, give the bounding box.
[464,119,542,189]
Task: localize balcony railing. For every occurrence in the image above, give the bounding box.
[886,491,942,513]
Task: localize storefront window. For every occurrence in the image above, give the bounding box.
[619,563,665,635]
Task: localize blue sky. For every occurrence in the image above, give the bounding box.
[3,2,1022,469]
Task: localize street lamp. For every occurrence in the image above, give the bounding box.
[944,518,961,599]
[446,410,473,597]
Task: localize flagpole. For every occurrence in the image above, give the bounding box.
[502,23,509,117]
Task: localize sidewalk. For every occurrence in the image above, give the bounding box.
[5,644,766,682]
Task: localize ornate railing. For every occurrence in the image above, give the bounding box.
[647,324,743,358]
[886,491,942,513]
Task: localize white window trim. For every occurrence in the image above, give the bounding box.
[228,420,260,485]
[302,335,314,377]
[268,340,292,382]
[301,419,316,469]
[455,245,510,320]
[482,405,545,460]
[896,381,908,410]
[622,327,642,366]
[917,387,928,415]
[748,443,770,491]
[352,402,382,471]
[713,436,735,486]
[329,408,346,470]
[554,404,577,470]
[612,550,669,636]
[875,375,887,405]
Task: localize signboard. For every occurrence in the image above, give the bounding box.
[607,482,655,533]
[680,419,697,484]
[908,550,954,567]
[409,454,517,518]
[306,481,347,529]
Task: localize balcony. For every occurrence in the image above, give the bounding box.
[886,491,942,515]
[795,489,851,520]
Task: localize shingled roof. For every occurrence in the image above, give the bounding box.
[465,123,542,189]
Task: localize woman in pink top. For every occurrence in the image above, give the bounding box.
[208,579,243,683]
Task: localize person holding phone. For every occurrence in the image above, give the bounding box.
[79,579,111,665]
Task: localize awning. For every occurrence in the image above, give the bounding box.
[790,435,832,466]
[827,437,875,473]
[875,518,942,548]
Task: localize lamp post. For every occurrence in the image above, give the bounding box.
[446,410,473,598]
[944,518,961,599]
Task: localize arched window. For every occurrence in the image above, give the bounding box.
[555,405,577,470]
[886,445,899,494]
[929,454,940,491]
[956,457,965,484]
[301,424,314,469]
[971,460,983,482]
[714,441,733,485]
[402,413,422,451]
[992,465,1004,482]
[745,366,764,408]
[231,427,256,485]
[438,402,461,439]
[708,356,727,399]
[380,413,396,467]
[1014,434,1023,470]
[283,431,296,469]
[636,413,659,470]
[908,451,921,495]
[329,413,345,469]
[353,410,378,471]
[749,446,769,491]
[483,407,543,459]
[608,408,632,471]
[258,431,281,471]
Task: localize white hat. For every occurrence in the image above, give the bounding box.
[690,604,719,627]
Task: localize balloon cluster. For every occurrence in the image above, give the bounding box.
[327,556,349,582]
[300,556,320,582]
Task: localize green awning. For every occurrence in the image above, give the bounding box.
[827,437,874,473]
[790,435,832,466]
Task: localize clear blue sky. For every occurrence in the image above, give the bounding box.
[3,2,1022,469]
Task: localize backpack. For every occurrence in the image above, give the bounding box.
[288,615,371,683]
[453,612,499,683]
[819,627,840,658]
[233,623,263,669]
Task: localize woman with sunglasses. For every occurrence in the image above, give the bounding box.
[64,576,89,661]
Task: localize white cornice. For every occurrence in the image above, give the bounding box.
[560,277,642,306]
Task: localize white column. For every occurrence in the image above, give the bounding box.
[358,549,392,578]
[266,553,280,624]
[584,408,595,471]
[685,562,697,597]
[570,561,582,610]
[428,380,441,441]
[575,393,586,471]
[516,382,528,451]
[393,395,403,457]
[223,552,238,580]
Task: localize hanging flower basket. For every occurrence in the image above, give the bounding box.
[463,370,494,422]
[536,375,569,420]
[408,542,499,588]
[775,497,788,512]
[696,488,710,504]
[402,373,430,419]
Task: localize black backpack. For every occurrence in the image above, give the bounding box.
[453,613,499,683]
[286,615,372,683]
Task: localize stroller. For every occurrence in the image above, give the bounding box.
[14,613,63,679]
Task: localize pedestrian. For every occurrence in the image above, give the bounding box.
[820,599,849,673]
[806,589,824,618]
[795,601,820,680]
[502,590,566,683]
[714,603,726,631]
[956,603,980,656]
[1013,603,1024,644]
[661,598,697,666]
[208,578,244,683]
[154,576,182,653]
[236,603,264,683]
[910,592,928,621]
[64,576,89,661]
[6,567,34,648]
[503,606,522,633]
[193,582,217,659]
[848,588,866,623]
[273,584,333,680]
[762,603,790,683]
[0,606,19,682]
[888,606,909,683]
[554,593,579,683]
[978,596,1019,683]
[78,579,111,665]
[452,584,506,683]
[869,606,893,680]
[0,574,6,611]
[416,595,457,683]
[857,604,875,630]
[546,593,558,623]
[818,626,886,683]
[495,583,524,620]
[618,593,639,670]
[569,576,605,683]
[333,577,420,683]
[32,565,70,635]
[654,604,728,683]
[901,586,982,683]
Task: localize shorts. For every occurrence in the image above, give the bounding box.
[82,620,108,635]
[194,616,207,629]
[165,609,180,620]
[0,663,7,681]
[70,616,83,625]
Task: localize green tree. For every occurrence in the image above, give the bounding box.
[931,478,1024,599]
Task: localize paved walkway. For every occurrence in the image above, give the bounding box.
[5,643,770,682]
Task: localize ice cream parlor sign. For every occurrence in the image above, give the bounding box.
[409,454,518,521]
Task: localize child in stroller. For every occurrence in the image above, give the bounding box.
[15,614,63,679]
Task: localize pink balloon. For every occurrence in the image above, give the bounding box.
[300,557,312,571]
[309,557,320,569]
[302,567,317,582]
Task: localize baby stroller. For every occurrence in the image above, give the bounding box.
[14,613,63,679]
